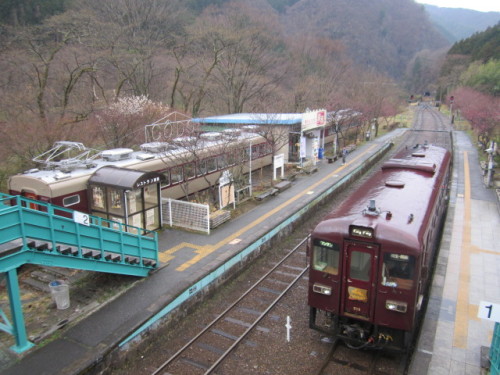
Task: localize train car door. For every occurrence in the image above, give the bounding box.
[341,241,378,320]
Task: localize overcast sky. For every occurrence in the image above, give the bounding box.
[415,0,500,12]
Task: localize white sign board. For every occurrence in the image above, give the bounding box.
[300,136,306,158]
[73,211,90,226]
[478,301,500,322]
[219,171,235,209]
[273,154,285,180]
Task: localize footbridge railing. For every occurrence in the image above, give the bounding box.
[0,193,159,353]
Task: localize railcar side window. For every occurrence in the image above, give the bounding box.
[312,240,339,275]
[161,170,170,187]
[349,251,371,281]
[207,157,217,173]
[63,195,80,207]
[185,162,196,180]
[197,159,207,176]
[217,155,227,169]
[382,253,415,290]
[171,166,183,184]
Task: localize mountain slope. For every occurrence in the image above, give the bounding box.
[422,4,500,43]
[280,0,448,79]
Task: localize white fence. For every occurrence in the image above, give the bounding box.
[162,198,210,234]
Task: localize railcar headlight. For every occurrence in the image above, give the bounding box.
[386,300,407,313]
[313,283,332,296]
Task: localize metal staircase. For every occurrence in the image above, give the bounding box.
[0,193,159,353]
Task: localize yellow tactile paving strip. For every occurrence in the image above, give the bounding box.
[453,151,472,348]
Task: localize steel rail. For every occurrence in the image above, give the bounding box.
[204,262,309,374]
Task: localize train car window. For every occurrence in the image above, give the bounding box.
[251,145,259,159]
[207,157,217,173]
[312,240,339,275]
[161,171,170,187]
[242,147,250,162]
[265,143,273,155]
[381,253,415,290]
[185,162,196,180]
[217,155,227,169]
[171,166,183,184]
[259,144,267,156]
[349,251,371,281]
[198,159,208,176]
[63,195,80,207]
[227,151,236,166]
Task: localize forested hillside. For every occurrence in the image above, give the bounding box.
[0,0,463,190]
[438,24,499,148]
[280,0,448,80]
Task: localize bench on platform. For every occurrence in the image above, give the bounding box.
[305,166,318,174]
[255,188,279,201]
[275,180,292,192]
[326,155,338,164]
[283,172,298,182]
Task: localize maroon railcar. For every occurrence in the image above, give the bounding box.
[308,144,451,351]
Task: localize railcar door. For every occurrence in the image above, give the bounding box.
[341,241,378,320]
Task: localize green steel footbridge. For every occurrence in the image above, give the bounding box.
[0,193,158,353]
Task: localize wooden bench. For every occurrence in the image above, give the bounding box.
[304,166,318,174]
[327,155,338,164]
[275,180,292,192]
[345,144,356,153]
[255,188,279,201]
[283,172,298,182]
[210,210,231,228]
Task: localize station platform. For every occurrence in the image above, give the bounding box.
[0,128,400,375]
[409,131,500,374]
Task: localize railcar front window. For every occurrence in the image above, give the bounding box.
[349,251,371,281]
[382,253,415,290]
[312,240,339,275]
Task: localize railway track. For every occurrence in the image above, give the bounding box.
[151,236,310,375]
[407,104,452,150]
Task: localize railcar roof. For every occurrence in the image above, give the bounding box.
[10,131,262,185]
[313,145,450,251]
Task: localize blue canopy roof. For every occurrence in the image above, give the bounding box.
[191,113,303,126]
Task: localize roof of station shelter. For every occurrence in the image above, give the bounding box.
[89,166,165,190]
[191,113,304,126]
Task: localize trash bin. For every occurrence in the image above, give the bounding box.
[318,148,324,159]
[48,280,70,310]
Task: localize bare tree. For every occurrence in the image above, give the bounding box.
[197,3,288,114]
[0,13,101,162]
